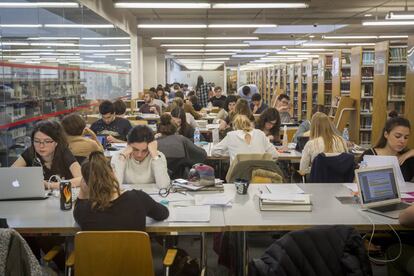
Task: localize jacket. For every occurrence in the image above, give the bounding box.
[249,225,372,276]
[0,228,43,276]
[309,153,355,183]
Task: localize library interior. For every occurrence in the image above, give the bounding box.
[1,0,414,275]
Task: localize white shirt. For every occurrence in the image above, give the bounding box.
[211,129,278,162]
[186,113,199,129]
[299,136,348,173]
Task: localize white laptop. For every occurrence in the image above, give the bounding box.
[356,165,411,219]
[0,167,47,200]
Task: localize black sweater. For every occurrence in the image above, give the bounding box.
[74,190,169,231]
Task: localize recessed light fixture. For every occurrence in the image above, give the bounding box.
[362,20,414,26]
[364,14,373,17]
[152,36,259,40]
[208,24,277,28]
[44,24,114,28]
[28,37,80,40]
[309,35,315,38]
[323,35,378,39]
[0,42,30,46]
[0,2,79,8]
[386,11,414,20]
[30,42,78,47]
[0,24,42,28]
[212,3,308,8]
[138,24,207,29]
[115,2,211,9]
[378,35,408,38]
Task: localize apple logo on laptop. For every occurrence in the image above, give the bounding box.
[12,179,20,188]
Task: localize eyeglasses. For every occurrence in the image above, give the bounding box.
[33,140,55,146]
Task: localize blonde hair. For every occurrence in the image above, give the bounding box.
[310,112,346,152]
[233,114,253,132]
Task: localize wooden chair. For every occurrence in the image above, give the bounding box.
[129,119,148,126]
[65,231,178,276]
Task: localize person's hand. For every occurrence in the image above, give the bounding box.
[252,104,259,114]
[277,104,289,112]
[83,127,97,138]
[106,135,117,143]
[399,149,414,165]
[44,180,59,190]
[120,146,133,159]
[268,135,274,142]
[149,106,159,115]
[219,120,228,130]
[148,141,158,158]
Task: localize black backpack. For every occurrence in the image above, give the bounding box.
[170,248,201,276]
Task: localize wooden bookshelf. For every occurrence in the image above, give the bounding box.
[405,35,414,148]
[293,63,301,121]
[331,50,342,100]
[286,64,295,116]
[317,54,333,114]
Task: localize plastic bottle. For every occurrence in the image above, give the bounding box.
[282,125,288,150]
[342,126,350,142]
[194,127,201,145]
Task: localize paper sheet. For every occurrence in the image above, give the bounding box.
[194,194,233,206]
[343,183,358,193]
[265,184,304,195]
[260,193,310,203]
[151,193,194,203]
[167,205,210,222]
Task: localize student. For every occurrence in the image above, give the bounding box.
[74,151,169,231]
[111,125,170,189]
[171,107,195,140]
[216,95,237,121]
[209,86,227,109]
[275,94,292,123]
[250,93,268,114]
[61,113,103,159]
[220,98,255,130]
[139,91,161,115]
[113,99,127,117]
[156,87,169,104]
[188,95,202,112]
[12,120,81,189]
[212,114,278,162]
[157,114,207,173]
[90,100,132,143]
[299,112,348,173]
[237,84,258,103]
[196,75,210,108]
[169,97,199,128]
[359,116,414,181]
[256,108,281,144]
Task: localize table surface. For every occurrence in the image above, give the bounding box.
[1,183,412,234]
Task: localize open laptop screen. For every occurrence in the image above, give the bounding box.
[358,168,399,204]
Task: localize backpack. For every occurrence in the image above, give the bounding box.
[187,163,215,187]
[170,248,201,276]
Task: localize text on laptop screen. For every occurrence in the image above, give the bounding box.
[359,168,399,204]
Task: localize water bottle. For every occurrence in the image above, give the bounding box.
[342,127,350,142]
[194,127,201,145]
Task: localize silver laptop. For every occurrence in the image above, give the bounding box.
[0,167,47,200]
[356,165,411,219]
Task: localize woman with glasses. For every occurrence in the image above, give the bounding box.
[12,120,82,189]
[74,151,168,231]
[256,108,281,144]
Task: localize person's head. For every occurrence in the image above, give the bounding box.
[234,98,252,117]
[127,125,155,162]
[113,99,127,116]
[242,86,251,96]
[375,116,411,153]
[99,100,115,125]
[171,97,184,108]
[310,112,342,152]
[258,108,281,132]
[61,113,86,136]
[173,84,181,91]
[143,91,154,104]
[175,91,184,99]
[214,86,222,98]
[276,94,290,106]
[170,107,187,128]
[189,95,199,105]
[82,151,120,210]
[251,93,262,106]
[158,114,178,136]
[197,75,204,87]
[187,90,195,97]
[224,95,238,112]
[388,110,399,119]
[183,84,189,90]
[149,87,156,93]
[156,87,165,99]
[233,115,253,133]
[31,120,67,160]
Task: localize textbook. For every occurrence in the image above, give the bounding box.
[259,193,312,212]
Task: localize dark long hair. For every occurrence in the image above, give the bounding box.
[31,120,69,177]
[375,116,411,151]
[171,107,191,136]
[195,75,204,91]
[158,114,177,136]
[82,151,120,210]
[257,108,281,137]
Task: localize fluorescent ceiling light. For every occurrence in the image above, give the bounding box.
[286,48,327,51]
[362,20,414,26]
[232,54,266,58]
[167,49,205,52]
[303,42,346,46]
[206,36,259,40]
[0,2,79,8]
[323,35,378,39]
[0,24,42,28]
[0,42,29,46]
[152,36,259,40]
[212,3,308,8]
[365,14,373,17]
[161,44,205,47]
[208,24,277,28]
[28,37,80,40]
[239,49,278,53]
[378,35,408,38]
[152,37,205,40]
[138,24,207,29]
[205,49,241,52]
[277,51,310,55]
[86,55,106,58]
[115,58,131,61]
[170,53,234,55]
[44,24,114,28]
[115,2,210,8]
[205,44,248,47]
[247,40,305,46]
[347,43,375,46]
[30,42,77,47]
[82,37,130,40]
[254,24,347,34]
[101,44,130,47]
[386,11,414,20]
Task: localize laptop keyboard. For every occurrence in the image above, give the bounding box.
[371,202,410,213]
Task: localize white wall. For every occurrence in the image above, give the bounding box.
[143,47,157,89]
[169,70,225,91]
[157,54,166,86]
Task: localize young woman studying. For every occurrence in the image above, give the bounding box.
[12,120,82,189]
[74,151,169,231]
[299,112,348,173]
[171,107,195,141]
[256,108,281,144]
[359,116,414,181]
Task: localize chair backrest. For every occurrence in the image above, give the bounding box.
[129,119,148,126]
[309,152,355,183]
[74,231,154,276]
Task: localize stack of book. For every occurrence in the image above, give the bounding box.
[259,193,312,211]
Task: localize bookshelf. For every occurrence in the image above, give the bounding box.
[286,64,295,116]
[317,54,333,114]
[293,63,302,121]
[301,61,309,120]
[405,35,414,148]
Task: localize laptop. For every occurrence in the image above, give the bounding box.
[356,165,411,219]
[0,167,47,200]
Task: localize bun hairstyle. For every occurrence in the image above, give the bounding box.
[157,114,177,136]
[82,151,120,210]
